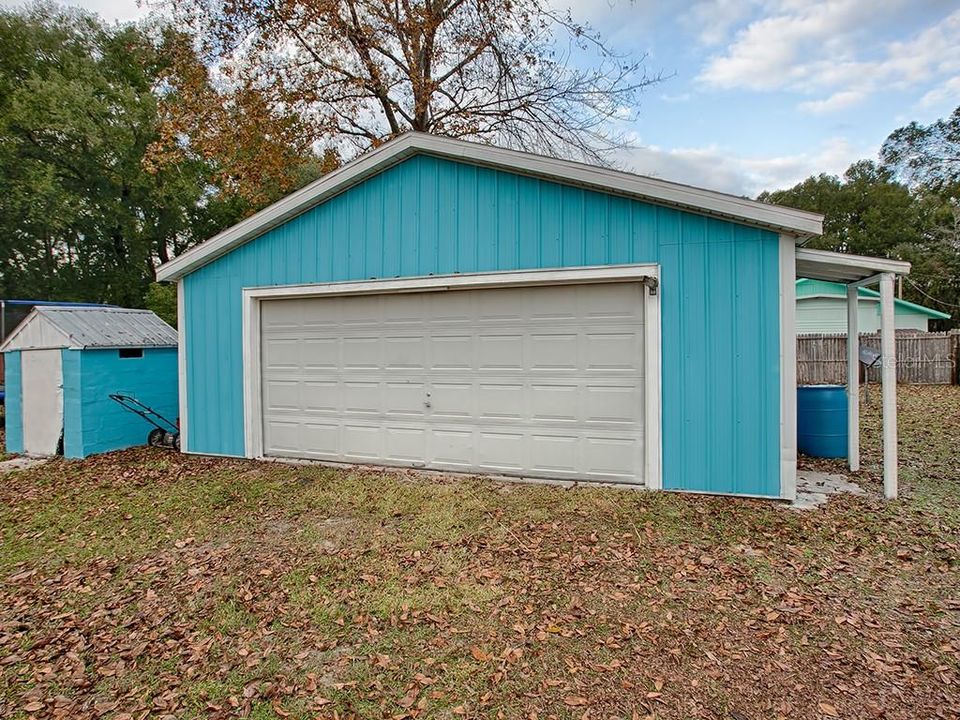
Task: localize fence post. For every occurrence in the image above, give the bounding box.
[952,329,960,385]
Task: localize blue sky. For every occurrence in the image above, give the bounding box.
[587,0,960,195]
[4,0,958,196]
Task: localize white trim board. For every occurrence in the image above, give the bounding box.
[779,235,797,501]
[240,265,663,490]
[157,133,823,282]
[177,279,188,453]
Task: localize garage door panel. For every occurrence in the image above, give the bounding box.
[342,424,382,458]
[385,426,426,461]
[263,337,300,369]
[528,333,578,370]
[383,294,424,323]
[583,436,638,478]
[430,382,472,418]
[585,384,643,423]
[477,431,525,471]
[585,332,643,370]
[302,422,339,452]
[475,292,523,323]
[263,379,301,411]
[303,338,339,369]
[384,336,426,369]
[303,380,338,412]
[429,335,473,369]
[530,384,579,421]
[264,419,300,452]
[478,334,523,369]
[529,434,579,473]
[261,282,646,484]
[478,383,524,419]
[432,429,474,467]
[341,381,381,413]
[343,337,379,368]
[383,381,427,415]
[340,295,384,326]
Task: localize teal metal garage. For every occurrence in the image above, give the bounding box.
[156,133,909,499]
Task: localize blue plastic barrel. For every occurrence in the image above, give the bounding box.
[797,385,848,459]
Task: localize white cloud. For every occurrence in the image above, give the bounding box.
[918,75,960,109]
[618,136,863,196]
[683,0,760,47]
[698,2,960,114]
[797,89,866,114]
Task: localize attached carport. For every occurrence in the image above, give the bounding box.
[794,247,912,499]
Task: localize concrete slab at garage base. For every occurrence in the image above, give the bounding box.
[790,470,866,510]
[259,455,654,492]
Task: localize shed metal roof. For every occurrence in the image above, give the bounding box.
[0,306,177,352]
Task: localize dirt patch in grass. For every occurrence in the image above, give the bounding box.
[1,388,959,719]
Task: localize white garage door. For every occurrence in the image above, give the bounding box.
[260,282,646,484]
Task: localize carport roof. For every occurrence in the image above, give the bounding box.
[0,306,177,352]
[796,247,911,284]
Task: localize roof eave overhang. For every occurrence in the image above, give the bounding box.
[796,247,911,284]
[156,132,824,282]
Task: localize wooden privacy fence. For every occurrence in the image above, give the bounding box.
[797,331,960,385]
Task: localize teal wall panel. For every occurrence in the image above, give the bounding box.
[3,351,23,454]
[183,154,783,496]
[62,349,83,458]
[67,348,178,459]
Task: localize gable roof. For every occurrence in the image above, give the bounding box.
[156,132,824,282]
[0,306,178,352]
[795,278,950,320]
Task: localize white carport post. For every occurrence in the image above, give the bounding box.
[796,248,909,500]
[879,273,898,499]
[846,284,860,472]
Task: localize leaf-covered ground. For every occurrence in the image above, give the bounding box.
[1,386,958,720]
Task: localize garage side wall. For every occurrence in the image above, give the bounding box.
[65,348,179,459]
[183,155,781,496]
[3,351,23,454]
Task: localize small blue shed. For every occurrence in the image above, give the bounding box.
[155,132,913,499]
[1,306,178,458]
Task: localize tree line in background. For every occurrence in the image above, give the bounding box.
[0,2,957,328]
[0,4,333,322]
[0,0,656,326]
[759,108,960,328]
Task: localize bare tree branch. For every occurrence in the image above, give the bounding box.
[160,0,662,163]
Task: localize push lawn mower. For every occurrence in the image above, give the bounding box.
[109,394,180,451]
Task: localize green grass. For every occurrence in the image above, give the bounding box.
[1,387,959,718]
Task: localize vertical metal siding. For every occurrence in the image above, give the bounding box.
[62,349,83,458]
[72,348,179,458]
[3,351,23,454]
[183,154,782,496]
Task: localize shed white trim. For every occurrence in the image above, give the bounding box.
[239,265,661,488]
[177,279,188,453]
[157,133,823,282]
[779,235,797,501]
